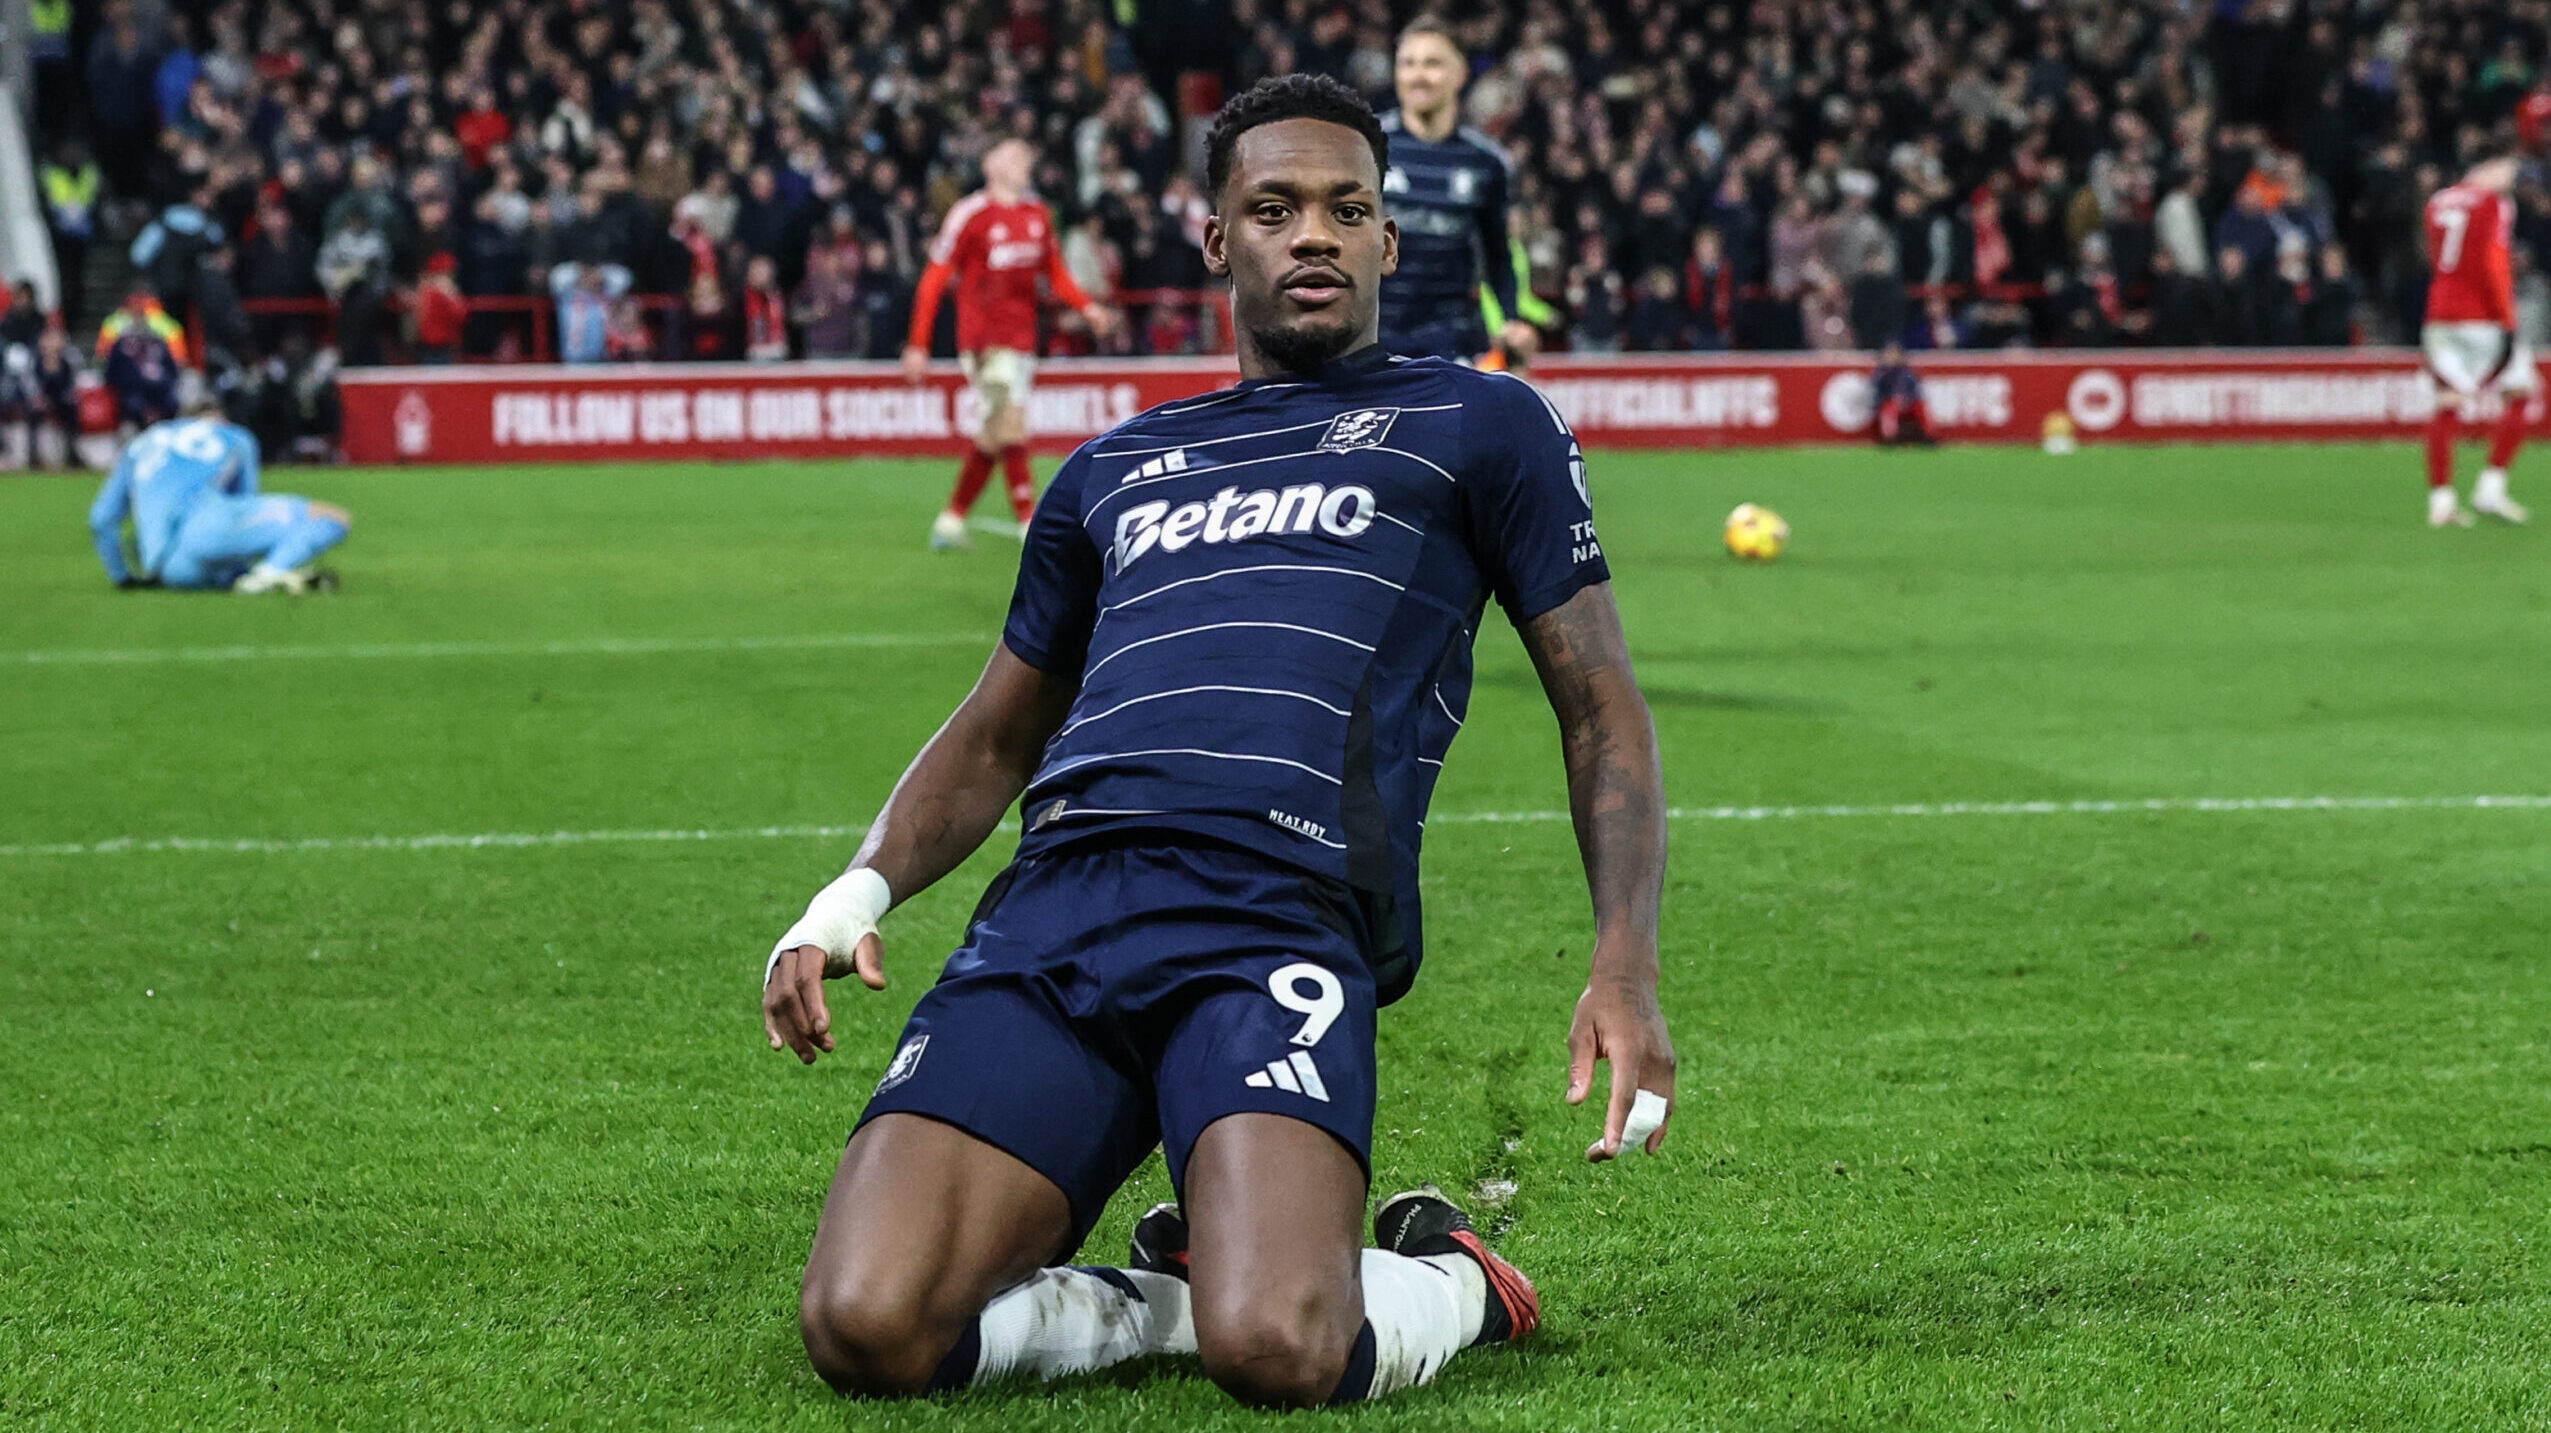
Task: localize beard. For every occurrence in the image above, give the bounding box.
[1246,305,1364,374]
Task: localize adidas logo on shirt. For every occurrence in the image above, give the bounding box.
[1243,1049,1331,1102]
[1125,448,1192,482]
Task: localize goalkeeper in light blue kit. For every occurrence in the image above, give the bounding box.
[89,405,351,594]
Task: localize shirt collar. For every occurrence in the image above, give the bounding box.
[1239,342,1394,388]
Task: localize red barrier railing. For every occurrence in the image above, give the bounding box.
[227,280,2076,366]
[231,288,1239,364]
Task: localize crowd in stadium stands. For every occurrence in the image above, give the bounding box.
[15,0,2551,393]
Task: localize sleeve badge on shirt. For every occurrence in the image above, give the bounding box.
[1318,407,1400,452]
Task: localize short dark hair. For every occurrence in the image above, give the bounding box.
[2467,135,2521,168]
[1397,15,1464,60]
[1203,73,1389,209]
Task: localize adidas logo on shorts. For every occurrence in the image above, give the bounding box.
[1243,1049,1330,1102]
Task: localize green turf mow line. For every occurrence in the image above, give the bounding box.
[7,794,2548,859]
[1,631,997,664]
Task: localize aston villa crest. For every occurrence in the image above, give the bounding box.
[1317,407,1400,452]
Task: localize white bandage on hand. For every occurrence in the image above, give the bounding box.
[764,866,893,987]
[1619,1089,1670,1152]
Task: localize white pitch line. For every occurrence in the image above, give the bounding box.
[1464,794,2551,823]
[0,824,875,858]
[3,795,2545,859]
[5,633,995,666]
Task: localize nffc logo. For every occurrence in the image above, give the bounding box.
[1114,482,1379,569]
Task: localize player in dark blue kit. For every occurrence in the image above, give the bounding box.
[1377,18,1541,366]
[760,74,1673,1409]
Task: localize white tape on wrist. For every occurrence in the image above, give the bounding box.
[765,866,892,987]
[1619,1089,1669,1152]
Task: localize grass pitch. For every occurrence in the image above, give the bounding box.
[4,441,2549,1430]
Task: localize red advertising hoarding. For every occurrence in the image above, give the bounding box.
[337,350,2527,465]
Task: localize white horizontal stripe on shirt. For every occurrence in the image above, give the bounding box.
[1094,404,1460,459]
[1059,684,1352,737]
[1040,746,1344,786]
[1100,563,1406,615]
[1371,446,1458,485]
[1083,621,1376,680]
[1154,384,1298,416]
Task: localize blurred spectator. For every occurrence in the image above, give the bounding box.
[605,295,654,362]
[1801,263,1855,351]
[153,16,199,129]
[1565,235,1624,354]
[552,263,632,365]
[195,248,252,368]
[39,145,100,329]
[102,312,180,427]
[2149,249,2216,347]
[2261,240,2311,346]
[241,193,319,354]
[1625,268,1685,352]
[686,270,732,361]
[17,327,85,468]
[734,167,797,263]
[2215,246,2267,347]
[743,256,789,362]
[2307,247,2360,346]
[1847,249,1909,351]
[2215,178,2283,280]
[1908,294,1969,352]
[413,255,466,364]
[793,246,862,360]
[316,209,391,367]
[0,282,45,352]
[852,239,910,360]
[1682,229,1734,351]
[96,286,187,365]
[130,185,225,317]
[85,5,157,197]
[1871,344,1936,446]
[2057,235,2130,348]
[324,158,402,249]
[28,0,73,137]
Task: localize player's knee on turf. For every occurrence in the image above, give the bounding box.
[797,1269,970,1398]
[1193,1287,1360,1407]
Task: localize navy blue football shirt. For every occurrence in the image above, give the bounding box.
[1376,111,1517,351]
[1000,347,1608,1001]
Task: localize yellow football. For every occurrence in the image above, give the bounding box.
[1724,502,1789,561]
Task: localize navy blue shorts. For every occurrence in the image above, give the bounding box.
[855,840,1380,1255]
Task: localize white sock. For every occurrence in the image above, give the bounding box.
[1353,1249,1482,1397]
[960,1266,1193,1386]
[2432,485,2462,516]
[2478,467,2510,503]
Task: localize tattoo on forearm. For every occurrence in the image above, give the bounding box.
[1522,589,1668,955]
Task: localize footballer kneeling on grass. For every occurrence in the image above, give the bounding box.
[760,74,1674,1408]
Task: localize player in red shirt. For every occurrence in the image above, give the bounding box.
[2519,77,2551,157]
[904,139,1116,549]
[2420,149,2531,526]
